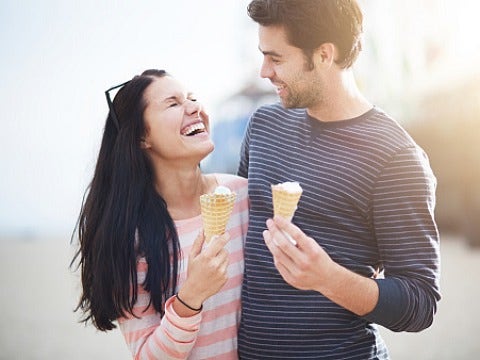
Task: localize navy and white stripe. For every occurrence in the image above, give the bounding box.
[237,103,440,359]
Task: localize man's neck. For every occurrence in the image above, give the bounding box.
[307,69,372,122]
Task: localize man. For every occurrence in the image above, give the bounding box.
[237,1,441,359]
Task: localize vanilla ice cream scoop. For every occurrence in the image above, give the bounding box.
[213,185,232,195]
[275,181,302,193]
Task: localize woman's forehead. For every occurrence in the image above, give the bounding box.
[146,76,190,101]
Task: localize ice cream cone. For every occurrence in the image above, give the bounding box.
[271,182,303,221]
[200,188,236,243]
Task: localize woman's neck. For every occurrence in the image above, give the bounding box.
[154,165,218,220]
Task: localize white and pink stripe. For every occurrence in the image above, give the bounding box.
[119,174,248,359]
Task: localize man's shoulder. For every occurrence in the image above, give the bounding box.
[253,102,305,119]
[365,107,416,147]
[250,103,306,131]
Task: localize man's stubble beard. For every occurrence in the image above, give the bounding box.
[282,72,324,109]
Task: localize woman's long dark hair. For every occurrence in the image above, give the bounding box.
[71,69,181,331]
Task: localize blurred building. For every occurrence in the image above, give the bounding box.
[202,81,276,174]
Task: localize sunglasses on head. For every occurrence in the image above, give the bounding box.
[104,80,131,130]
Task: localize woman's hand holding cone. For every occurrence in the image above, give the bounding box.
[174,230,229,316]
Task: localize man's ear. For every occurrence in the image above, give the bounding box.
[314,42,336,66]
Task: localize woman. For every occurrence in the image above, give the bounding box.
[72,69,248,359]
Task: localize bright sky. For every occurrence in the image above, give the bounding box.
[0,0,255,237]
[1,0,479,238]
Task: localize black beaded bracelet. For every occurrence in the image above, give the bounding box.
[176,294,203,312]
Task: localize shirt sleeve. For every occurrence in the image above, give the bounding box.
[363,145,441,332]
[118,261,202,359]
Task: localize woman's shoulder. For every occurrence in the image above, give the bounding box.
[213,173,247,191]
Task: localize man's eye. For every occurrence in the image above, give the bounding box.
[168,102,178,107]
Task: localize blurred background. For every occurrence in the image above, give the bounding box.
[1,0,479,359]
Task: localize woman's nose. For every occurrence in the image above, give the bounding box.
[185,99,201,116]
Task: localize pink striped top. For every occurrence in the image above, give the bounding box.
[118,174,248,359]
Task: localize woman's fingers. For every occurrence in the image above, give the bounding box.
[204,232,230,256]
[190,229,206,258]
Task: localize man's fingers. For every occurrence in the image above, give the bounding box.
[263,229,295,265]
[263,229,275,248]
[273,216,310,249]
[266,218,298,250]
[281,229,297,246]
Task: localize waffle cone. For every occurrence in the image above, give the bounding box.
[200,192,236,243]
[271,184,302,221]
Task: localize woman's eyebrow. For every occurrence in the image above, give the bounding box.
[163,92,194,102]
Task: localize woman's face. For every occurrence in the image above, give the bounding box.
[141,76,214,165]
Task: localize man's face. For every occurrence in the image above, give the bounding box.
[258,25,324,109]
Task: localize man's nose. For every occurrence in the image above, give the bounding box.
[260,59,274,79]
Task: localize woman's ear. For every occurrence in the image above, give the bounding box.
[140,137,151,149]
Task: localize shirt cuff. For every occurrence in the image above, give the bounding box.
[164,296,202,332]
[363,278,406,329]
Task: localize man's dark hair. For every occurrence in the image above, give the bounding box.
[247,0,363,69]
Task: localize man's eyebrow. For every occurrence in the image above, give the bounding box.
[258,46,282,57]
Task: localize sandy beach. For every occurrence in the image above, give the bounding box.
[0,234,478,359]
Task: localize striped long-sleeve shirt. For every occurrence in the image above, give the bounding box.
[237,104,441,359]
[119,174,249,360]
